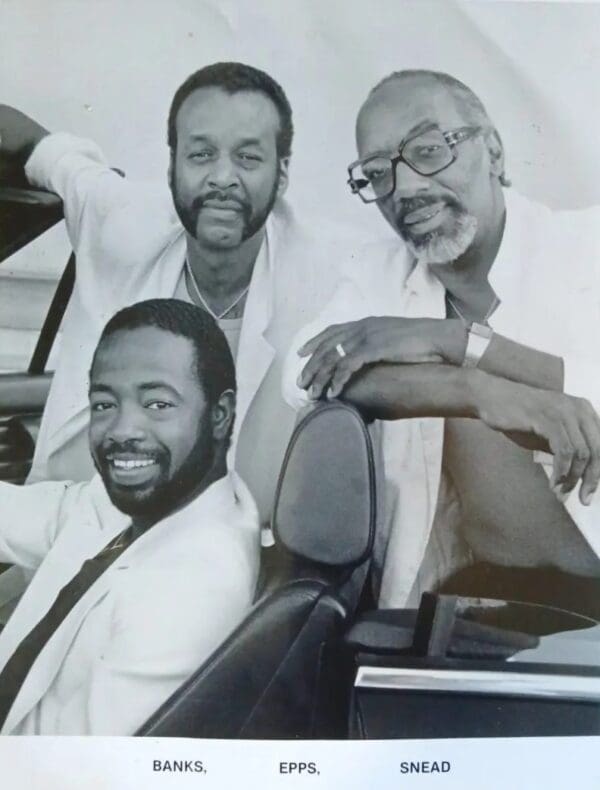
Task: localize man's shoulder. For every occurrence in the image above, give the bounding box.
[508,189,600,234]
[268,200,407,275]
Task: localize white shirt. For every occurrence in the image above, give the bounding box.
[0,472,259,735]
[283,190,600,607]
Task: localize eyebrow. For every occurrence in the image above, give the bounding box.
[137,381,181,395]
[88,381,182,397]
[88,383,114,395]
[404,119,439,139]
[185,134,266,149]
[360,120,441,162]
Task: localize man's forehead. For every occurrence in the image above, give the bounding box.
[356,77,468,155]
[92,327,197,383]
[176,86,280,143]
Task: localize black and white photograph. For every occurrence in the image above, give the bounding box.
[0,0,599,784]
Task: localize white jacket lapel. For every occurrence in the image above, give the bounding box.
[231,224,276,456]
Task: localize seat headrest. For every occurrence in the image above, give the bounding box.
[273,401,375,567]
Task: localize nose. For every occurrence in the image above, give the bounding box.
[105,403,147,444]
[207,154,240,190]
[391,160,432,199]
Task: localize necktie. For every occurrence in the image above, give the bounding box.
[0,524,135,729]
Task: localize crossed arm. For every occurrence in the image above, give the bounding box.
[294,315,600,506]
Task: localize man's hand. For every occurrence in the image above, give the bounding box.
[474,372,600,505]
[297,316,466,399]
[0,105,49,181]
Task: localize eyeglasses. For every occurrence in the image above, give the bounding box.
[347,125,483,203]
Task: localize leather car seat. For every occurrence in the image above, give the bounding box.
[136,400,376,739]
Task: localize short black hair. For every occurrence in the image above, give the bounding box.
[167,61,293,159]
[92,299,236,408]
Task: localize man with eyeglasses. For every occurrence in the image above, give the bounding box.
[284,70,600,615]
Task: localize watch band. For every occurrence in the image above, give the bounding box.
[463,322,493,368]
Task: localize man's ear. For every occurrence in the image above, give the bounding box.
[276,157,290,198]
[211,389,236,443]
[167,149,174,190]
[484,129,506,181]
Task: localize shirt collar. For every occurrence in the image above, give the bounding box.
[95,472,241,552]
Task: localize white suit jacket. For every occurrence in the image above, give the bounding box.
[25,133,349,525]
[283,190,600,607]
[0,472,259,735]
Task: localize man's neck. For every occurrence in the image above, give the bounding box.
[186,229,265,313]
[431,192,506,322]
[131,457,228,538]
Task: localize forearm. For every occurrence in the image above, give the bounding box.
[0,105,49,169]
[440,320,563,391]
[340,362,481,420]
[340,361,551,453]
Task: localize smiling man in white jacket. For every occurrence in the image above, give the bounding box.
[0,299,259,735]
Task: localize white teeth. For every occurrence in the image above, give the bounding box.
[112,459,155,470]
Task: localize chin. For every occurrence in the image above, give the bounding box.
[104,485,157,518]
[404,212,478,265]
[198,225,245,249]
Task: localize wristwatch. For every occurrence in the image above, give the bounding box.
[463,322,493,368]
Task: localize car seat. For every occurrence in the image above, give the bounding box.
[137,400,376,738]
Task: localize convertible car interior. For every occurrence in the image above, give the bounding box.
[1,180,599,740]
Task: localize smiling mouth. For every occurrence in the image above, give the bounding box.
[111,458,156,470]
[103,455,160,486]
[402,202,444,226]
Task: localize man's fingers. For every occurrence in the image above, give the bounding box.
[298,329,363,390]
[578,410,600,505]
[559,417,590,494]
[299,349,336,397]
[306,348,346,400]
[548,423,575,491]
[329,357,362,398]
[297,322,352,357]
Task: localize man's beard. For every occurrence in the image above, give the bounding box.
[172,174,279,246]
[93,419,216,523]
[398,197,478,266]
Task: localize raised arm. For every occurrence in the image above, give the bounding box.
[2,104,131,254]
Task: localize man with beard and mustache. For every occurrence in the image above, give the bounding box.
[284,70,600,616]
[0,299,259,735]
[0,62,346,534]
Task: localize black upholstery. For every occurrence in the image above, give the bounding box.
[137,401,376,738]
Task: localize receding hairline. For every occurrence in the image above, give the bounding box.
[358,70,493,130]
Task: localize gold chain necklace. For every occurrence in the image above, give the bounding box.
[185,259,250,321]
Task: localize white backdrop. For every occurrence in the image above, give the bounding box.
[2,0,600,277]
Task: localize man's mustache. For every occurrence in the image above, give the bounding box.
[191,190,250,216]
[396,194,461,223]
[96,439,164,462]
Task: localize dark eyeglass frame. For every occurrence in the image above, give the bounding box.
[347,124,483,203]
